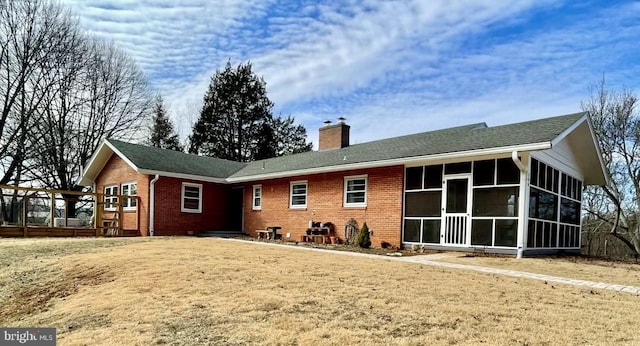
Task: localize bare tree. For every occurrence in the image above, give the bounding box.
[581,78,640,256]
[0,0,75,186]
[0,0,80,221]
[28,38,152,196]
[1,0,152,219]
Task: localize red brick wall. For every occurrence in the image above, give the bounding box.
[242,166,404,247]
[153,177,233,236]
[95,155,150,235]
[318,123,350,150]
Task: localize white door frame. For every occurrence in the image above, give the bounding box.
[441,174,473,246]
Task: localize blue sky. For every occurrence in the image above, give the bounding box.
[62,0,640,147]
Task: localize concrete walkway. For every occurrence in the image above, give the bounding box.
[226,238,640,295]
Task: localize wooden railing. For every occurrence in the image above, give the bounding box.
[0,184,139,238]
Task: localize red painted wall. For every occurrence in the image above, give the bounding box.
[242,166,405,248]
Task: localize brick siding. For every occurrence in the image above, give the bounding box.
[153,177,233,235]
[242,165,404,248]
[95,155,150,235]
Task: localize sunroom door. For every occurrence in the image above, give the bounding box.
[442,176,471,246]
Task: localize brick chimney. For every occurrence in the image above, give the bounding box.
[319,117,350,150]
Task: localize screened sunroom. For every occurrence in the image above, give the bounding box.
[401,153,590,256]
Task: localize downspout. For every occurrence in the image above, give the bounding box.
[512,151,527,259]
[149,174,160,236]
[92,183,97,228]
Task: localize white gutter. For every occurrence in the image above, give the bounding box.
[149,174,160,236]
[227,142,552,183]
[512,151,527,259]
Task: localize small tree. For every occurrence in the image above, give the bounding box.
[148,96,183,151]
[356,222,371,248]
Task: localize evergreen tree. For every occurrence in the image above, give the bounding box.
[148,96,183,151]
[356,222,371,248]
[189,60,311,162]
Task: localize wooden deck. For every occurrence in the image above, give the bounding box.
[0,226,139,238]
[0,184,140,238]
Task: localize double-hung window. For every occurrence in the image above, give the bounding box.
[104,185,118,211]
[182,183,202,213]
[121,182,137,209]
[252,185,262,210]
[290,181,307,209]
[344,176,367,207]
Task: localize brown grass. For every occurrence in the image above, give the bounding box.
[1,237,639,345]
[437,253,640,287]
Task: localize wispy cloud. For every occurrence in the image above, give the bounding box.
[62,0,640,147]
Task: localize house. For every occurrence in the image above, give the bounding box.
[79,112,607,256]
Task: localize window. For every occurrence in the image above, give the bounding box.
[529,187,558,221]
[444,161,471,175]
[405,191,441,217]
[252,185,262,210]
[121,182,137,209]
[344,176,367,207]
[472,187,518,217]
[527,158,583,249]
[424,165,443,188]
[496,158,520,184]
[104,185,117,211]
[290,181,307,208]
[405,167,423,190]
[181,183,202,213]
[473,160,495,186]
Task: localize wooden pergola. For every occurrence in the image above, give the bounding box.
[0,184,139,238]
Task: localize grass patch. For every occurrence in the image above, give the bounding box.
[1,237,639,345]
[438,252,640,287]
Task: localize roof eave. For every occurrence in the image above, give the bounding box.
[137,169,228,184]
[226,142,552,183]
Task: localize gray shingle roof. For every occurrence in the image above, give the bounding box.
[108,112,585,181]
[231,112,585,178]
[107,139,246,179]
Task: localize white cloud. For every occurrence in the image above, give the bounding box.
[61,0,640,147]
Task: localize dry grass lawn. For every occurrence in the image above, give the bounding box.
[438,253,640,287]
[1,237,639,345]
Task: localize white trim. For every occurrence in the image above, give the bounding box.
[149,174,160,236]
[181,182,203,213]
[584,115,611,186]
[551,114,587,147]
[343,175,368,208]
[252,184,262,210]
[289,180,307,209]
[120,181,137,210]
[227,142,552,183]
[138,169,227,184]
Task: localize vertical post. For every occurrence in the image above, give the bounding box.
[512,151,529,259]
[95,192,101,236]
[50,192,55,228]
[22,195,28,237]
[63,197,68,228]
[135,196,140,235]
[118,194,123,236]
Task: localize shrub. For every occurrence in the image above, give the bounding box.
[356,222,371,248]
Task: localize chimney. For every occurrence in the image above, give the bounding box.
[319,118,350,150]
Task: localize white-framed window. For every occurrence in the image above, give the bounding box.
[252,185,262,210]
[181,182,202,213]
[289,181,307,209]
[344,175,367,207]
[121,182,137,210]
[104,185,118,211]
